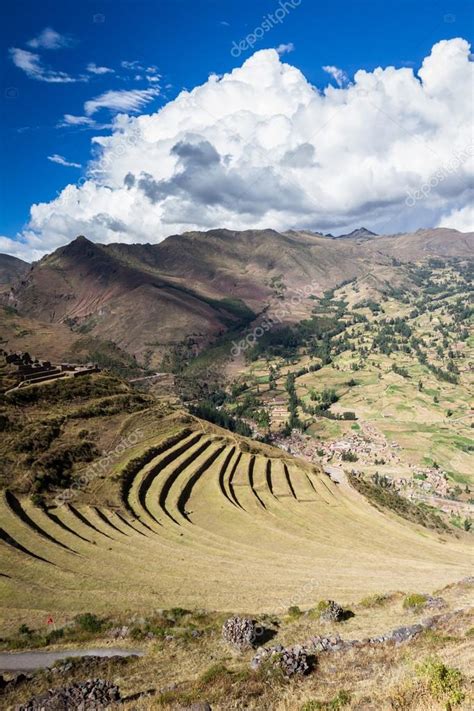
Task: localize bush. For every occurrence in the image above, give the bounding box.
[74,613,104,634]
[341,450,358,462]
[45,628,65,644]
[15,420,62,454]
[19,624,33,636]
[199,662,231,686]
[403,593,428,612]
[287,605,303,619]
[348,474,449,532]
[34,441,99,493]
[300,690,351,710]
[189,401,252,437]
[416,656,464,706]
[359,593,390,608]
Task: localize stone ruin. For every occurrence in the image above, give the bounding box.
[222,616,258,651]
[18,678,121,710]
[318,600,345,622]
[251,644,312,677]
[250,607,467,676]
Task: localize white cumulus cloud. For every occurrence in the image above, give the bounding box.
[4,38,474,259]
[438,204,474,232]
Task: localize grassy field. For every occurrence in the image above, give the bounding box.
[0,417,472,635]
[2,577,473,710]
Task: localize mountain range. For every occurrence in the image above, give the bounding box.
[1,227,472,367]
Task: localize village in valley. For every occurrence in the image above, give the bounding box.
[214,259,473,532]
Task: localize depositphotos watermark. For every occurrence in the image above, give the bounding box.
[231,281,318,358]
[405,143,474,207]
[251,576,320,644]
[230,0,302,58]
[60,123,142,204]
[54,428,144,507]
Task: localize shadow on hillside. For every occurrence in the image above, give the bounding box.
[122,688,156,702]
[254,626,278,646]
[341,609,355,622]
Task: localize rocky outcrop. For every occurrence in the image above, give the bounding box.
[251,644,312,677]
[107,624,130,639]
[424,596,446,610]
[18,678,121,710]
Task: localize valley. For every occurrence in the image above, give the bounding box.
[0,227,473,710]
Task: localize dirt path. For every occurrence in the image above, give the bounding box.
[323,464,348,486]
[0,648,144,673]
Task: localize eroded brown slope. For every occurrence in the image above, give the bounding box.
[4,227,473,364]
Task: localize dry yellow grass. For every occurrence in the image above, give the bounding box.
[0,426,472,636]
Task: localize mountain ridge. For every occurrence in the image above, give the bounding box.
[1,226,472,366]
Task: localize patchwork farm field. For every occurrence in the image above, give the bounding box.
[235,260,473,493]
[1,422,472,634]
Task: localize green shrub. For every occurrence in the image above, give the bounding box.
[287,605,303,619]
[18,624,33,636]
[167,607,190,621]
[348,474,449,532]
[403,593,428,612]
[416,656,464,706]
[45,628,65,644]
[68,393,149,419]
[34,441,99,493]
[359,593,389,608]
[199,662,231,686]
[74,613,104,634]
[315,600,331,614]
[300,690,351,710]
[15,420,62,454]
[130,625,147,641]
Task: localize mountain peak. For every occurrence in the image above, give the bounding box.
[53,235,98,258]
[68,234,95,249]
[332,227,378,240]
[346,227,377,237]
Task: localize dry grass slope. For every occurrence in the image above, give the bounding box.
[0,427,472,633]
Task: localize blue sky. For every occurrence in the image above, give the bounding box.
[0,0,473,256]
